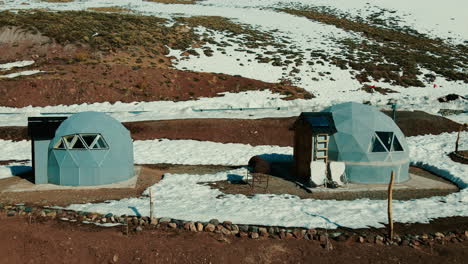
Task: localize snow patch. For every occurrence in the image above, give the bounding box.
[0,60,34,71]
[0,70,44,78]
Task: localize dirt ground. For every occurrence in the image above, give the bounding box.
[0,166,162,206]
[0,215,467,264]
[0,110,463,145]
[207,166,459,201]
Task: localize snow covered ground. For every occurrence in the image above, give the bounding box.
[1,132,466,229]
[65,168,468,229]
[64,132,468,229]
[0,90,466,127]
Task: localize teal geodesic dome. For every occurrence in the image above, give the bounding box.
[323,102,409,184]
[47,112,134,186]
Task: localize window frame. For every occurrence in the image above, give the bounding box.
[370,131,404,153]
[52,133,109,150]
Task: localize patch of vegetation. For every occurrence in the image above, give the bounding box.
[87,7,132,13]
[176,16,304,67]
[279,8,468,86]
[0,10,196,53]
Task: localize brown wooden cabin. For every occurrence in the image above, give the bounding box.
[291,112,337,183]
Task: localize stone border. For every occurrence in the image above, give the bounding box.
[1,204,467,248]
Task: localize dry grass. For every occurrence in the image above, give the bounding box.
[280,8,468,86]
[87,7,132,13]
[0,10,196,53]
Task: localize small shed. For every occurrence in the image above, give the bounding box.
[292,102,410,185]
[292,112,336,183]
[28,116,68,184]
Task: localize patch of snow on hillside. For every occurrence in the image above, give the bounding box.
[0,60,34,71]
[0,70,43,78]
[0,88,465,127]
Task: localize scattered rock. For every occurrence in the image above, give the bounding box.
[168,222,177,229]
[238,225,249,233]
[112,254,119,263]
[150,217,158,225]
[183,222,192,230]
[221,227,231,236]
[46,211,57,218]
[134,226,143,232]
[358,236,365,243]
[204,224,215,232]
[268,227,276,235]
[437,94,467,103]
[435,232,445,239]
[293,229,305,239]
[285,233,293,239]
[196,222,204,232]
[279,230,286,239]
[238,232,248,238]
[250,232,259,239]
[259,227,268,237]
[189,222,197,232]
[7,211,15,217]
[375,235,385,245]
[307,229,317,236]
[159,217,171,223]
[209,219,220,226]
[249,226,259,233]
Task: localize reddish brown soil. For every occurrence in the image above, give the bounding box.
[0,111,461,146]
[0,62,311,107]
[0,34,312,108]
[0,215,467,264]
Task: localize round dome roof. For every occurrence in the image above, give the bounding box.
[322,102,409,163]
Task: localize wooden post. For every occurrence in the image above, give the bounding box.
[388,171,395,240]
[149,188,154,220]
[456,123,468,152]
